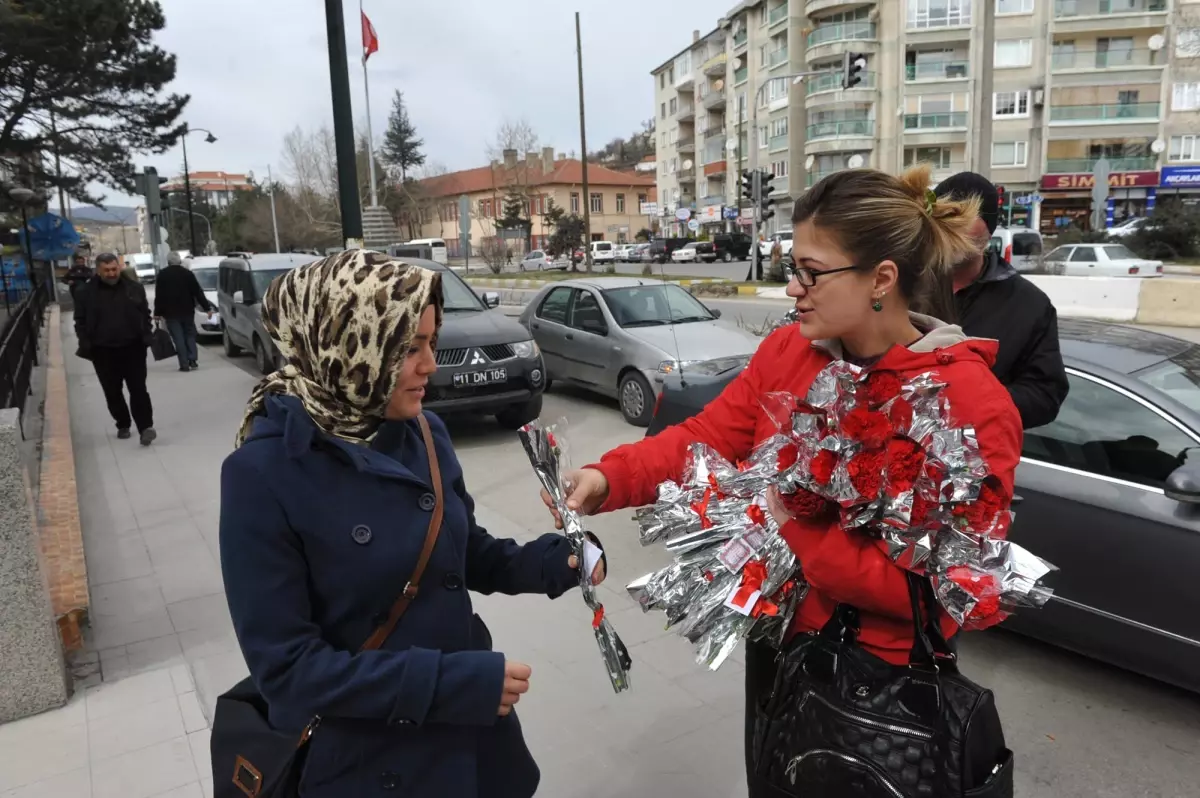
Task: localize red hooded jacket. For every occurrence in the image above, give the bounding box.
[589,318,1024,665]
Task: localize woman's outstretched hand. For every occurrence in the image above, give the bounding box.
[499,661,531,716]
[540,468,610,529]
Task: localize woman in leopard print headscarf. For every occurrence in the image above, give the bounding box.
[235,249,443,446]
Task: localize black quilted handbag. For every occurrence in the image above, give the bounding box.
[752,573,1014,798]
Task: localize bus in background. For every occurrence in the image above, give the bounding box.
[405,238,447,264]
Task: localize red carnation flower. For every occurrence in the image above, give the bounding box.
[946,565,1003,625]
[847,448,886,499]
[888,397,914,434]
[858,370,902,408]
[885,437,925,495]
[810,449,837,485]
[910,492,938,526]
[842,406,892,448]
[779,487,834,520]
[777,442,799,472]
[953,476,1007,533]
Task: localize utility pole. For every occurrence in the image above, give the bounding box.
[50,110,66,217]
[324,0,364,246]
[359,0,378,208]
[576,11,592,272]
[267,164,282,253]
[976,0,996,180]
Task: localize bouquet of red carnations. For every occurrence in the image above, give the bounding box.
[626,360,1056,670]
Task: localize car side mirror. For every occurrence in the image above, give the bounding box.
[1165,462,1200,504]
[709,307,722,319]
[232,290,245,305]
[481,290,501,309]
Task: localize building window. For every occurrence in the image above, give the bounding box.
[671,157,678,173]
[993,90,1030,118]
[1178,28,1200,58]
[1169,135,1199,162]
[669,97,678,114]
[616,193,626,213]
[771,160,788,178]
[992,141,1028,168]
[908,0,971,28]
[994,38,1033,68]
[1173,83,1200,111]
[904,146,953,168]
[995,0,1032,14]
[758,125,769,147]
[590,193,603,213]
[668,67,675,83]
[660,73,666,89]
[570,192,580,213]
[661,102,666,119]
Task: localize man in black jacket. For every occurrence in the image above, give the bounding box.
[74,253,156,445]
[153,251,215,371]
[934,172,1069,429]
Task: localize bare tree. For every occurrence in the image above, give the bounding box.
[280,125,341,237]
[486,118,540,161]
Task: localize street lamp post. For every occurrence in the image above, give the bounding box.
[8,187,39,311]
[180,125,217,255]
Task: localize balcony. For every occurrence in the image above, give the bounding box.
[1045,156,1158,172]
[733,29,748,49]
[702,87,727,110]
[904,112,968,131]
[703,127,725,140]
[769,175,789,195]
[674,69,695,91]
[905,60,969,81]
[807,169,842,187]
[704,160,729,176]
[768,3,789,27]
[807,21,876,49]
[703,142,725,164]
[807,70,877,94]
[677,136,696,153]
[807,119,875,140]
[769,133,789,153]
[1053,0,1167,19]
[703,52,728,76]
[1048,102,1160,124]
[676,102,695,121]
[907,7,972,30]
[701,194,725,207]
[1050,48,1165,71]
[768,47,789,69]
[677,166,696,181]
[734,66,748,84]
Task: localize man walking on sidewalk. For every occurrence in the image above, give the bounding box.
[73,253,157,445]
[154,251,215,371]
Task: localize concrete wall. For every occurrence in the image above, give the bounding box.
[1134,279,1200,328]
[1024,275,1144,322]
[0,408,69,723]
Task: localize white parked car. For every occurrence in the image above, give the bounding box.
[671,242,701,263]
[184,256,223,339]
[1106,218,1148,239]
[128,252,157,284]
[758,231,794,258]
[613,244,636,262]
[519,249,554,272]
[1042,243,1164,278]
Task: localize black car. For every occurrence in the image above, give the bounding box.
[701,232,753,263]
[647,237,691,263]
[407,258,546,428]
[647,318,1200,693]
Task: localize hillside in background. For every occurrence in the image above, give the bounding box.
[69,205,139,226]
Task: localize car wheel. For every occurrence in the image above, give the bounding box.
[619,372,654,427]
[223,327,242,357]
[722,251,732,263]
[253,337,272,375]
[496,393,543,430]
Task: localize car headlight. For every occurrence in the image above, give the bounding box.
[657,355,750,376]
[511,339,539,358]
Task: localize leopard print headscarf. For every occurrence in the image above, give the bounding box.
[235,250,443,447]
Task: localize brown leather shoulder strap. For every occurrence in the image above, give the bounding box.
[359,413,444,652]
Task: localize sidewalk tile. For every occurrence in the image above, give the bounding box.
[177,692,207,734]
[187,729,211,784]
[166,594,231,635]
[84,535,154,586]
[87,695,186,763]
[0,766,91,798]
[168,665,194,696]
[85,670,176,722]
[0,706,88,793]
[90,737,196,798]
[149,784,202,798]
[190,651,248,720]
[126,634,185,674]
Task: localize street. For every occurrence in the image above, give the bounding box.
[2,310,1193,798]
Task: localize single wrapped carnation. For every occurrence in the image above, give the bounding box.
[885,437,925,494]
[842,405,892,448]
[847,447,886,499]
[857,369,902,408]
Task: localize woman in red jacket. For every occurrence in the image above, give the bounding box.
[545,165,1024,795]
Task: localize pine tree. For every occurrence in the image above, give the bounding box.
[380,91,425,182]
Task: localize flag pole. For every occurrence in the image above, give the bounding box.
[361,0,378,207]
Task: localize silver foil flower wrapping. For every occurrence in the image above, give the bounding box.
[518,420,632,693]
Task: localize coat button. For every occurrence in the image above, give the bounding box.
[443,572,463,591]
[418,493,436,511]
[380,771,400,790]
[935,350,954,365]
[351,524,372,545]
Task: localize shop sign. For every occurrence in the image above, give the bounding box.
[1160,165,1200,188]
[699,205,722,222]
[723,207,739,220]
[1040,171,1159,190]
[639,201,658,216]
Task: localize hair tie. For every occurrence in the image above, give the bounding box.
[923,188,937,216]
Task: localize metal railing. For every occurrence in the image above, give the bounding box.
[768,47,789,68]
[769,133,790,152]
[768,3,789,26]
[677,102,695,117]
[807,22,876,48]
[807,70,877,94]
[677,136,696,151]
[905,60,969,80]
[1049,102,1160,121]
[703,127,725,139]
[0,284,48,425]
[1053,0,1167,18]
[1051,48,1162,70]
[806,119,875,139]
[734,66,748,84]
[1045,156,1158,172]
[734,30,748,47]
[904,111,969,130]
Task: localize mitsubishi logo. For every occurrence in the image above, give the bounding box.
[469,349,487,365]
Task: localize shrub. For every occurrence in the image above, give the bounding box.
[1123,203,1200,261]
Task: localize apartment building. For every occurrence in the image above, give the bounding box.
[410,148,656,256]
[160,171,253,209]
[653,0,1198,236]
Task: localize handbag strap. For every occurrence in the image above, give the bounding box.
[358,413,444,652]
[905,572,955,665]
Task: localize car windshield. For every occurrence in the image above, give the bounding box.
[1137,347,1200,415]
[1103,244,1138,260]
[250,268,293,297]
[602,284,715,327]
[682,243,697,250]
[1012,233,1042,256]
[439,268,485,312]
[192,268,218,291]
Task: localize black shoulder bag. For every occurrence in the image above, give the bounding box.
[210,414,444,798]
[752,573,1014,798]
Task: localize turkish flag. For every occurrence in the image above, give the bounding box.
[361,12,378,63]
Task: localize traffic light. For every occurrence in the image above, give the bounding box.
[995,184,1007,211]
[740,169,757,204]
[134,167,167,216]
[759,170,776,222]
[841,52,866,89]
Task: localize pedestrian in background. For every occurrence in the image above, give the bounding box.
[65,253,92,303]
[154,251,215,371]
[770,237,783,271]
[73,253,156,445]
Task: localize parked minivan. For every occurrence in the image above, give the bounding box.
[990,227,1044,273]
[218,253,320,373]
[405,238,447,264]
[591,241,615,264]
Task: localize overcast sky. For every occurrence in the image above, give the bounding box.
[102,0,734,205]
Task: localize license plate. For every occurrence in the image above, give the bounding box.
[453,367,507,387]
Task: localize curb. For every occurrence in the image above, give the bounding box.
[36,306,89,651]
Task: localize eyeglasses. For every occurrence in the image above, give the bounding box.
[787,263,861,287]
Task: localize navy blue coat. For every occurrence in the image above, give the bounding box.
[219,395,578,797]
